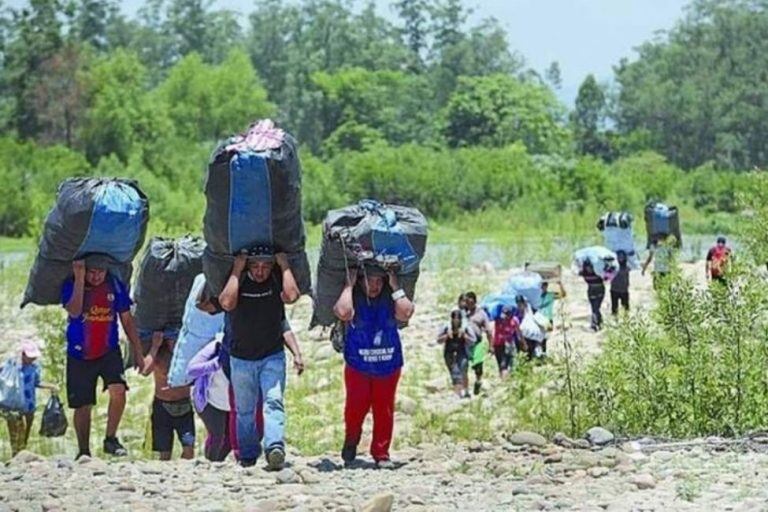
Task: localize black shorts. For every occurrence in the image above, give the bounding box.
[66,350,128,409]
[151,398,195,452]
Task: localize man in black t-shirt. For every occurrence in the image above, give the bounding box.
[219,248,300,469]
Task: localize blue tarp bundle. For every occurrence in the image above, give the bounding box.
[202,121,310,297]
[481,293,519,321]
[503,272,544,310]
[22,178,149,307]
[310,200,428,328]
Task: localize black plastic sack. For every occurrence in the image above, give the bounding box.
[39,395,68,437]
[644,201,682,248]
[22,178,149,308]
[203,121,309,297]
[310,201,428,328]
[134,236,205,332]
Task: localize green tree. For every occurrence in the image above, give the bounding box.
[572,74,611,159]
[394,0,429,70]
[72,0,119,51]
[80,49,172,162]
[441,74,570,154]
[3,0,64,138]
[615,0,768,169]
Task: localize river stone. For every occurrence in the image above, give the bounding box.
[362,493,394,512]
[509,432,547,447]
[275,468,302,484]
[632,473,656,490]
[586,427,614,446]
[397,396,418,415]
[11,451,45,465]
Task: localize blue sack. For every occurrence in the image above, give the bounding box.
[481,293,519,321]
[503,272,543,310]
[0,358,25,413]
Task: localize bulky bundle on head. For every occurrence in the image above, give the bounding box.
[573,246,618,280]
[311,200,428,328]
[597,211,640,269]
[22,177,149,307]
[133,235,205,333]
[202,119,311,297]
[644,201,682,248]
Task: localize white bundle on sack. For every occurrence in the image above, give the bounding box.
[572,246,618,280]
[596,212,639,269]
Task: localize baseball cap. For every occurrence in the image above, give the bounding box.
[21,340,41,359]
[245,244,274,261]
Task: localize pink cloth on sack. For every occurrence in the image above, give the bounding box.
[225,119,285,153]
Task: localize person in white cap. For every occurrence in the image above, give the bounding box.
[4,341,58,455]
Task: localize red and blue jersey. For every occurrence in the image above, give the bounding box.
[61,275,132,360]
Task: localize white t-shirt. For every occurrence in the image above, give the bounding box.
[207,368,230,412]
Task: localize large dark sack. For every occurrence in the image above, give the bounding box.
[644,202,682,248]
[202,120,309,296]
[310,200,428,328]
[134,236,205,332]
[22,178,149,307]
[39,395,68,437]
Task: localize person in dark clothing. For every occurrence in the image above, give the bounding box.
[611,251,630,315]
[580,260,605,331]
[436,310,474,397]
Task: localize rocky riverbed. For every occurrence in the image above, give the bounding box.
[3,433,768,512]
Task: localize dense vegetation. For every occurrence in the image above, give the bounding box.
[0,0,764,237]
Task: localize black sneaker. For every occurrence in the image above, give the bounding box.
[239,458,257,468]
[266,448,285,471]
[473,381,482,396]
[103,437,127,457]
[341,443,357,467]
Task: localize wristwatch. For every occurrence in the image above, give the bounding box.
[391,289,406,301]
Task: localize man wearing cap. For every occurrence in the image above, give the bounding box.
[706,236,732,284]
[333,267,415,469]
[62,259,144,459]
[218,248,300,470]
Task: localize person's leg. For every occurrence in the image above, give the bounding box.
[472,363,483,395]
[21,412,34,451]
[175,410,195,460]
[227,386,239,460]
[610,291,619,316]
[6,416,25,456]
[199,405,230,462]
[370,369,401,462]
[259,351,287,460]
[597,291,605,328]
[151,398,173,461]
[230,357,260,462]
[343,365,372,451]
[67,356,98,457]
[445,354,462,396]
[621,292,630,312]
[105,384,126,438]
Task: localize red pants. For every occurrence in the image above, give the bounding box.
[344,365,401,462]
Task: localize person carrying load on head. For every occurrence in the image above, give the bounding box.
[218,246,301,470]
[538,280,565,356]
[706,236,732,285]
[611,250,631,315]
[642,233,673,290]
[61,258,144,460]
[3,341,59,456]
[491,305,519,378]
[437,309,474,398]
[334,265,415,470]
[463,291,492,396]
[516,296,546,360]
[579,260,606,332]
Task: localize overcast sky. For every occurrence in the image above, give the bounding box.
[6,0,691,105]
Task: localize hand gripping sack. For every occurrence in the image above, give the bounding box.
[22,177,149,307]
[310,200,428,328]
[0,358,25,413]
[134,236,205,333]
[39,395,68,437]
[202,120,310,297]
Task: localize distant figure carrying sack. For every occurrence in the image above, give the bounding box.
[706,236,732,284]
[3,341,59,456]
